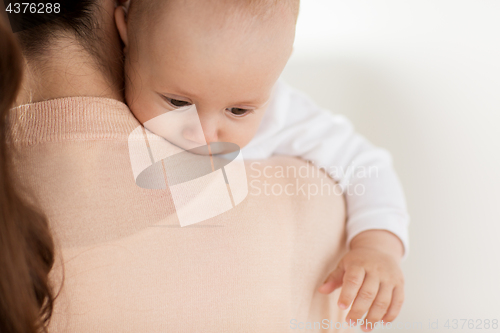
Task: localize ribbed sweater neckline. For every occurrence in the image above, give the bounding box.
[7,97,140,145]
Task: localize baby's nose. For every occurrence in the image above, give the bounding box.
[181,126,206,146]
[198,118,219,144]
[201,126,219,144]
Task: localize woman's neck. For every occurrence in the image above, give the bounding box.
[15,38,124,106]
[14,0,125,107]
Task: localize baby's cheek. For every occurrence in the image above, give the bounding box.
[122,63,153,123]
[123,61,139,101]
[231,121,262,149]
[124,87,161,124]
[243,112,267,145]
[123,78,142,118]
[124,91,146,123]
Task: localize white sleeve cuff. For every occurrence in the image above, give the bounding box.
[345,214,410,262]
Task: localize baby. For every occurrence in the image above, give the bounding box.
[115,0,408,330]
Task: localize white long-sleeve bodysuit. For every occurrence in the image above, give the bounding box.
[241,78,410,261]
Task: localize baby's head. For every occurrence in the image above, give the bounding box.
[115,0,298,150]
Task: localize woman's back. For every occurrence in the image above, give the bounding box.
[8,97,352,332]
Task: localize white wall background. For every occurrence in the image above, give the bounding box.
[281,1,500,331]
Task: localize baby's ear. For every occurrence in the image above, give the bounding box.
[114,5,129,49]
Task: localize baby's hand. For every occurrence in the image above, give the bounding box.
[318,230,405,332]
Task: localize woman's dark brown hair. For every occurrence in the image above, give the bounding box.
[0,15,55,333]
[1,1,106,331]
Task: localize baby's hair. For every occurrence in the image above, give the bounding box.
[127,0,300,35]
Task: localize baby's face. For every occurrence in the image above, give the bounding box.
[115,0,295,150]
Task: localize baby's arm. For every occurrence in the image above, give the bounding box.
[243,78,410,259]
[242,78,410,329]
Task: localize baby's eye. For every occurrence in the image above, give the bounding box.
[227,107,251,117]
[170,98,191,107]
[164,96,191,108]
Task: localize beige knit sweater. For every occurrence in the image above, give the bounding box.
[8,97,355,333]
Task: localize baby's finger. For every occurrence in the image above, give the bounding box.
[338,266,365,310]
[381,286,405,323]
[346,275,379,325]
[361,283,393,331]
[318,266,344,294]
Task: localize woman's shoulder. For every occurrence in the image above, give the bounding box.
[8,96,139,145]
